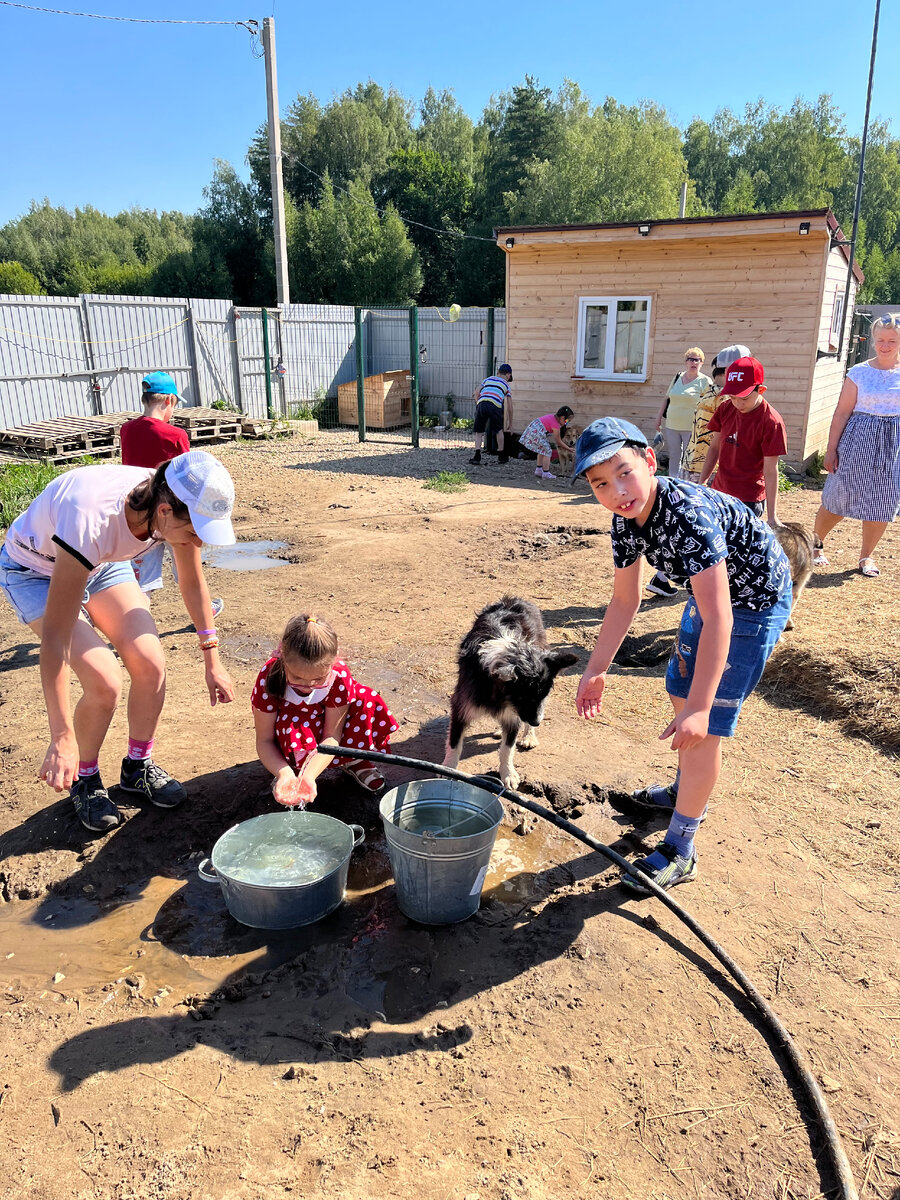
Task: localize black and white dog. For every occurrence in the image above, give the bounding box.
[443,596,579,789]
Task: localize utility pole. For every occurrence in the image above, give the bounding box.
[262,16,290,307]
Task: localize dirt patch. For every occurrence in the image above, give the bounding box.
[1,431,899,1199]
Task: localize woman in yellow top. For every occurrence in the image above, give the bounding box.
[655,348,714,480]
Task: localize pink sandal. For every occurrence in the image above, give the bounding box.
[342,761,386,792]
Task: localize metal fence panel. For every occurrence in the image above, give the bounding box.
[0,294,506,440]
[0,295,93,425]
[85,295,194,414]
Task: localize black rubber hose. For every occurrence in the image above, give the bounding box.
[317,742,859,1200]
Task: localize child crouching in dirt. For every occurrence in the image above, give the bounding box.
[572,418,792,893]
[252,613,398,806]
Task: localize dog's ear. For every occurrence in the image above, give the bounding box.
[546,650,579,676]
[493,662,517,682]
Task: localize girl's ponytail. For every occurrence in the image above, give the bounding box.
[127,461,190,536]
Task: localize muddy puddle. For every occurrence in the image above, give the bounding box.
[202,540,289,571]
[0,819,571,998]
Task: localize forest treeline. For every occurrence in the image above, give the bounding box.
[2,80,899,306]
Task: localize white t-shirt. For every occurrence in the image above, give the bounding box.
[848,362,900,416]
[4,464,155,576]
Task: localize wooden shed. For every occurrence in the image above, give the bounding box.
[494,209,863,466]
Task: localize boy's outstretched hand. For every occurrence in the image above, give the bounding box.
[576,671,607,719]
[660,708,709,750]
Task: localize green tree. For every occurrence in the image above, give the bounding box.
[289,175,422,304]
[417,88,475,177]
[377,147,472,304]
[190,160,273,304]
[0,260,45,294]
[508,97,687,226]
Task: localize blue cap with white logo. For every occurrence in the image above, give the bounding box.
[573,417,649,478]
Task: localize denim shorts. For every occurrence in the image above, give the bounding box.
[132,540,178,593]
[664,588,792,737]
[0,544,139,625]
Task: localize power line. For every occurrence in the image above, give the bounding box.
[287,157,496,244]
[0,1,247,23]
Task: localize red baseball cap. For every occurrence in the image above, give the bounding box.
[721,356,766,397]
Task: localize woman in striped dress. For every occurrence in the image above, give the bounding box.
[814,315,900,578]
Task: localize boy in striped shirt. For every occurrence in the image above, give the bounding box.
[470,364,513,465]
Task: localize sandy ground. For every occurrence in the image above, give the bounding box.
[1,431,899,1200]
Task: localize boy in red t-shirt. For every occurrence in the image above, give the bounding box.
[122,372,222,616]
[699,356,787,527]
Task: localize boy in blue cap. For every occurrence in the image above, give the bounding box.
[121,372,223,618]
[573,417,792,892]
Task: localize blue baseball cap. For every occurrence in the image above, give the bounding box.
[142,370,184,400]
[573,417,649,477]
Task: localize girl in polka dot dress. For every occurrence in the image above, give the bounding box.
[252,612,398,806]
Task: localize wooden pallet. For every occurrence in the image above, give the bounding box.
[187,421,240,442]
[0,416,118,460]
[172,407,239,429]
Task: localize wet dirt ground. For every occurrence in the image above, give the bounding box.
[1,432,899,1200]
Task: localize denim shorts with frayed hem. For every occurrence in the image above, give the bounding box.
[0,544,139,625]
[664,588,792,737]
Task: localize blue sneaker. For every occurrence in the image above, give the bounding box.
[621,841,697,894]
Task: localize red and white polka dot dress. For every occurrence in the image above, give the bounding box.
[250,657,398,771]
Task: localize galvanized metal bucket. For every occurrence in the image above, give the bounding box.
[198,811,364,930]
[379,778,504,925]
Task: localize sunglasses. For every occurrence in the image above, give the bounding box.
[685,356,702,363]
[873,316,900,330]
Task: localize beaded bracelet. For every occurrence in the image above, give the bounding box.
[199,638,219,652]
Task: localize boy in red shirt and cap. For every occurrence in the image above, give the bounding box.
[699,356,787,527]
[121,372,223,616]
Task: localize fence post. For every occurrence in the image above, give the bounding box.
[261,307,275,420]
[229,304,245,413]
[186,300,202,407]
[79,295,101,416]
[409,306,420,448]
[354,307,366,443]
[486,307,495,378]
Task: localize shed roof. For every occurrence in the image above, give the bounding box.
[494,208,863,284]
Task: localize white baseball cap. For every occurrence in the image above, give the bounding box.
[166,450,236,546]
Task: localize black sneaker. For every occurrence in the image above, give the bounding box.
[119,758,187,809]
[646,573,679,598]
[468,452,482,465]
[497,453,509,464]
[71,774,121,832]
[621,841,697,894]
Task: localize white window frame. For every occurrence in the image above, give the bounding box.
[576,295,652,381]
[829,291,844,348]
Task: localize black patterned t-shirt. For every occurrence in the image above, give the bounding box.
[611,477,791,612]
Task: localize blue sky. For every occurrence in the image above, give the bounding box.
[0,0,894,224]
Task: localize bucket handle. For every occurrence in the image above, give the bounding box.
[197,858,218,883]
[349,823,365,849]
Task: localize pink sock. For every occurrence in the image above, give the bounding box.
[127,737,154,761]
[78,759,99,779]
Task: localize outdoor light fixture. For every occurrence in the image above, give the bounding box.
[505,237,515,249]
[638,224,651,236]
[799,222,811,235]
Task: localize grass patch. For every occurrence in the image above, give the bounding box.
[0,460,63,528]
[423,470,468,494]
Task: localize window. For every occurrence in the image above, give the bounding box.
[576,296,651,381]
[830,291,844,348]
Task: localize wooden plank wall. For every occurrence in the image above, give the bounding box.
[505,231,828,465]
[804,246,858,460]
